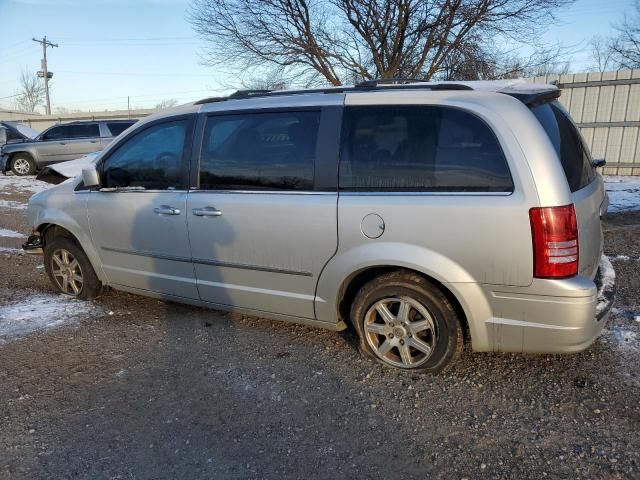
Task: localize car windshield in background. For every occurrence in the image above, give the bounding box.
[530,101,595,193]
[107,122,135,136]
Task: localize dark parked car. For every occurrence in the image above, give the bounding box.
[0,119,136,176]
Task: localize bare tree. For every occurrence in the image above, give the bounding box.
[190,0,574,85]
[608,1,640,69]
[440,41,570,80]
[14,70,45,113]
[241,71,289,90]
[589,35,614,73]
[155,99,179,109]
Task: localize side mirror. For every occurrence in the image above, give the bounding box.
[592,158,606,169]
[82,165,100,187]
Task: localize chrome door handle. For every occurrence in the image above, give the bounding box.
[154,205,181,215]
[192,207,222,217]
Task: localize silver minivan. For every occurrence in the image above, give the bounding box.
[24,80,615,373]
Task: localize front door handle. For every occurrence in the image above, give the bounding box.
[192,207,222,217]
[154,205,181,215]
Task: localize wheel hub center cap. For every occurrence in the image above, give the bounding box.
[392,326,407,338]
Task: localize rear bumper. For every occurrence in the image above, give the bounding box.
[0,154,8,173]
[484,255,615,353]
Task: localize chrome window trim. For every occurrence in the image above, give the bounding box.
[338,191,514,197]
[188,189,336,196]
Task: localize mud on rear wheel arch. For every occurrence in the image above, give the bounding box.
[337,266,470,340]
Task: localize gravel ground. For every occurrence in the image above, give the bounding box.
[0,176,638,479]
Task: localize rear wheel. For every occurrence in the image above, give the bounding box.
[350,271,463,373]
[44,236,104,299]
[11,154,36,176]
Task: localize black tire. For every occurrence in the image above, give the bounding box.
[44,236,104,299]
[350,271,463,374]
[11,154,36,176]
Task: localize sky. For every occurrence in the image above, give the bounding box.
[0,0,636,113]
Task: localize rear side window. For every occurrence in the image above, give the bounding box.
[199,111,319,191]
[339,106,513,192]
[107,122,134,137]
[65,123,100,139]
[530,102,595,192]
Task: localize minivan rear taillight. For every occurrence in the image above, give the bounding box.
[529,204,579,278]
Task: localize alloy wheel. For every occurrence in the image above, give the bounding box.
[364,296,437,368]
[13,158,31,175]
[51,248,84,296]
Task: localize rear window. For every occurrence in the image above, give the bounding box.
[339,106,513,192]
[107,122,134,137]
[530,102,595,192]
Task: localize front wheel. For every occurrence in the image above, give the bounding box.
[350,271,463,374]
[44,237,104,299]
[11,154,36,176]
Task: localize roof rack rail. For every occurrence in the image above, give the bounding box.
[194,81,474,105]
[356,78,430,87]
[356,78,473,91]
[228,89,273,99]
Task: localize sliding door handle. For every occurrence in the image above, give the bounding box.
[192,207,222,217]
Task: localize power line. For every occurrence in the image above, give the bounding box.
[56,70,215,77]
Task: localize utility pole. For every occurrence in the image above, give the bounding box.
[32,36,58,115]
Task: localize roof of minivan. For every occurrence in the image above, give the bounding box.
[138,79,558,126]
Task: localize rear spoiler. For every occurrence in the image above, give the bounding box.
[502,89,561,107]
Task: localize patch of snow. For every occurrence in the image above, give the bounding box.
[604,176,640,213]
[596,255,615,317]
[602,328,638,352]
[610,254,630,262]
[0,228,25,238]
[0,199,26,209]
[0,246,24,255]
[0,293,101,343]
[0,175,52,194]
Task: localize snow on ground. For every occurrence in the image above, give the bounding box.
[604,176,640,213]
[596,255,616,317]
[602,327,639,352]
[0,228,25,238]
[0,174,52,195]
[0,199,26,209]
[0,293,101,343]
[0,247,24,255]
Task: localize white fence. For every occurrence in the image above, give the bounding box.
[531,69,640,175]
